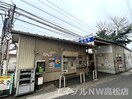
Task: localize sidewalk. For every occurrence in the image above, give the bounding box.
[5,71,131,99]
[26,73,123,99]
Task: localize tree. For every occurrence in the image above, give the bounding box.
[96,16,132,46]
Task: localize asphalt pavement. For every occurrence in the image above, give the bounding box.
[56,73,132,99]
[3,71,131,99]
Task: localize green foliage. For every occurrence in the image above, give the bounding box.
[96,30,108,39]
[96,17,132,46]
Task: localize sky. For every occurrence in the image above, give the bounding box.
[0,0,132,49]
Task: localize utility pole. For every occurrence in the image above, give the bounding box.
[0,4,16,74]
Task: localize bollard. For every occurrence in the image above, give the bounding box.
[93,70,95,80]
[59,75,66,88]
[80,73,82,83]
[93,70,98,80]
[80,72,85,83]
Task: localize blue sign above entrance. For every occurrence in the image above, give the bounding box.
[79,37,94,44]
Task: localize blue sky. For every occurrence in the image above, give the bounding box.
[1,0,132,48]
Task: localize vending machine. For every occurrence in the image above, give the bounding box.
[116,55,123,72]
[35,60,45,90]
[15,68,35,96]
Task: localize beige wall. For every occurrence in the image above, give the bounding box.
[97,53,115,74]
[97,44,128,74]
[17,35,87,82]
[17,35,35,69]
[124,48,132,70]
[97,45,115,74]
[97,45,112,53]
[8,54,16,71]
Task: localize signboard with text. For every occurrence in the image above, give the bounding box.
[78,34,94,45]
[0,75,11,90]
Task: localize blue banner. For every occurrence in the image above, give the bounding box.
[79,37,94,43]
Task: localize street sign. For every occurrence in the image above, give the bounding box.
[79,36,94,43]
[78,34,94,45]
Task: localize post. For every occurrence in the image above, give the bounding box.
[83,72,85,82]
[85,47,89,76]
[9,73,14,95]
[93,48,97,79]
[59,75,66,88]
[80,72,85,83]
[63,76,66,88]
[93,70,98,80]
[1,4,16,74]
[59,76,61,88]
[80,73,82,83]
[93,70,95,80]
[3,40,9,74]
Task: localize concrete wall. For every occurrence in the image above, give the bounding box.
[124,48,132,70]
[8,54,16,71]
[97,45,112,53]
[17,35,87,83]
[97,45,115,74]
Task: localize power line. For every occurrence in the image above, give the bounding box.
[16,11,81,37]
[0,5,76,40]
[14,23,56,36]
[15,7,83,37]
[0,10,6,23]
[0,5,8,11]
[45,0,97,32]
[0,1,83,37]
[15,18,76,38]
[0,1,82,37]
[37,0,96,32]
[14,23,68,38]
[20,0,90,34]
[14,24,75,40]
[0,1,12,7]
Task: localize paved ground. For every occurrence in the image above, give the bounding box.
[25,74,122,99]
[1,71,131,99]
[56,71,132,99]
